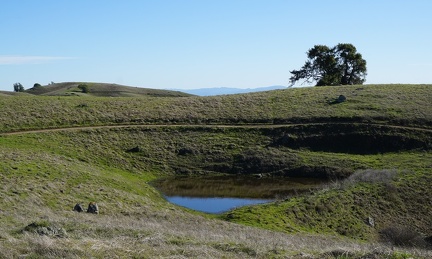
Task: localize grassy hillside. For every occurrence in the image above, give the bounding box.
[0,84,431,258]
[1,84,431,133]
[23,82,192,97]
[0,91,32,96]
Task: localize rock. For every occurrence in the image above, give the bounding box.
[366,216,375,227]
[87,202,99,214]
[329,95,347,104]
[73,203,84,212]
[177,147,196,155]
[337,95,347,103]
[43,226,66,238]
[126,146,142,153]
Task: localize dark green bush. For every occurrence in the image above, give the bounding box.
[78,84,89,93]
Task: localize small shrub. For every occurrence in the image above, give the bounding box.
[24,221,50,232]
[76,103,89,108]
[343,169,398,186]
[78,84,89,93]
[314,204,326,214]
[211,243,257,256]
[23,221,67,238]
[380,225,428,248]
[321,249,355,258]
[126,146,142,153]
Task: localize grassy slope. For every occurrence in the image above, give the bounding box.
[24,82,193,97]
[0,84,431,258]
[0,84,431,134]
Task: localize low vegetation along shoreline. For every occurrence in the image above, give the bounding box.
[0,83,431,258]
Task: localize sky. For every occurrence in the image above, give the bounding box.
[1,0,431,91]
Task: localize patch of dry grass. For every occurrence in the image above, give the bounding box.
[3,206,431,258]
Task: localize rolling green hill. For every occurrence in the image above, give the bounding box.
[24,82,193,97]
[0,84,431,258]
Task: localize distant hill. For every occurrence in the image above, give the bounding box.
[0,91,27,96]
[24,82,193,97]
[175,85,287,96]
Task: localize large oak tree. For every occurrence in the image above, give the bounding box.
[289,43,367,86]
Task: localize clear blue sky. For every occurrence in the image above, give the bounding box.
[1,0,431,91]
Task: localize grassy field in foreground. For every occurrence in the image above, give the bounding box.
[0,84,431,258]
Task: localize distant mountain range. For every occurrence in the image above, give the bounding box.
[173,85,287,96]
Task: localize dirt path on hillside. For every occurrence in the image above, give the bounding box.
[1,122,432,136]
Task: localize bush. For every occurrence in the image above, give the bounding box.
[344,169,397,186]
[24,221,50,232]
[380,225,428,248]
[325,169,399,191]
[78,84,89,93]
[23,221,67,238]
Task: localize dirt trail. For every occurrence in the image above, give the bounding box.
[1,122,432,136]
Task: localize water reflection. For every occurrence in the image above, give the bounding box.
[153,175,325,214]
[166,196,272,214]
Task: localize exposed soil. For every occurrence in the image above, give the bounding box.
[269,123,432,154]
[2,122,431,180]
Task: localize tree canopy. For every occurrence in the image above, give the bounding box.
[289,43,367,86]
[13,82,25,92]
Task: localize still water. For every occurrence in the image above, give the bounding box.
[166,196,272,214]
[153,175,324,214]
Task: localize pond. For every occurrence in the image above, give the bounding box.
[165,196,272,214]
[152,175,325,214]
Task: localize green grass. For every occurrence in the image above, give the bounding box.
[1,84,431,133]
[0,83,431,258]
[223,167,432,239]
[23,81,193,97]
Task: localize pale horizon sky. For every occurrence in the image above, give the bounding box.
[1,0,431,91]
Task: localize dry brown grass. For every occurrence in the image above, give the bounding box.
[1,202,431,258]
